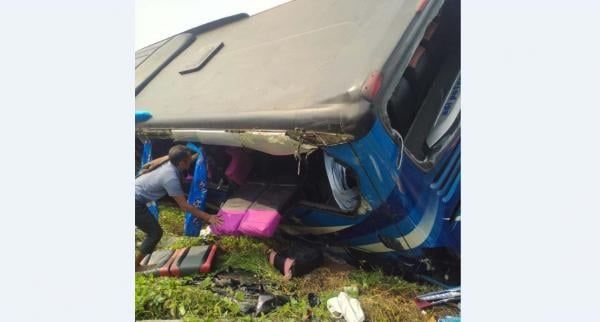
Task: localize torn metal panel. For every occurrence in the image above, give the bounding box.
[135,128,317,156]
[239,131,315,156]
[173,129,242,147]
[286,130,355,146]
[136,128,172,140]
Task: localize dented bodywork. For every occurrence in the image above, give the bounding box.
[135,128,357,156]
[135,0,461,281]
[135,0,418,141]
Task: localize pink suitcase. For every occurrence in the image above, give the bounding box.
[224,147,253,186]
[238,184,297,237]
[211,183,265,235]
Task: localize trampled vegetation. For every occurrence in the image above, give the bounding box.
[135,205,456,321]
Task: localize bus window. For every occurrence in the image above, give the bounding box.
[386,0,460,163]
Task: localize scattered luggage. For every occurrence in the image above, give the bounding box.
[159,248,186,277]
[140,249,174,276]
[238,184,296,237]
[167,247,190,277]
[140,245,218,277]
[267,245,323,279]
[211,183,266,235]
[199,245,218,273]
[177,245,210,275]
[213,183,297,237]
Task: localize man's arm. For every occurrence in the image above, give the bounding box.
[172,195,223,226]
[143,149,197,171]
[139,155,170,174]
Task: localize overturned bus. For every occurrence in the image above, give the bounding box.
[136,0,460,282]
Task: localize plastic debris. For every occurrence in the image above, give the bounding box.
[183,143,208,237]
[185,268,294,316]
[199,225,212,238]
[308,293,320,307]
[415,287,460,309]
[417,287,460,302]
[135,110,152,124]
[255,294,290,316]
[327,292,364,322]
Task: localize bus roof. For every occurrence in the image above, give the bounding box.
[135,0,420,137]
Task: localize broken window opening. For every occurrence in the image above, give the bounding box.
[386,0,460,163]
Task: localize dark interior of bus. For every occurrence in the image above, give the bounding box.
[135,139,357,214]
[386,0,460,162]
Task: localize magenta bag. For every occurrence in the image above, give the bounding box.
[225,147,253,186]
[238,184,297,237]
[238,209,282,237]
[211,183,265,235]
[211,209,245,236]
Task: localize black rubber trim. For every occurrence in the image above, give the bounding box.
[137,102,375,138]
[182,13,249,36]
[135,34,195,95]
[179,42,224,75]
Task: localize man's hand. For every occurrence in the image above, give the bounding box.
[173,195,223,226]
[206,214,223,226]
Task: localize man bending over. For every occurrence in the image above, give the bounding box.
[135,145,223,271]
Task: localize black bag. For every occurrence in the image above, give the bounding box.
[267,245,323,279]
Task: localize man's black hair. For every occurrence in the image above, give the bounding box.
[169,145,192,165]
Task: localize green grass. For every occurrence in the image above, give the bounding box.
[158,204,186,236]
[166,236,216,250]
[136,274,241,321]
[216,236,285,283]
[135,206,458,321]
